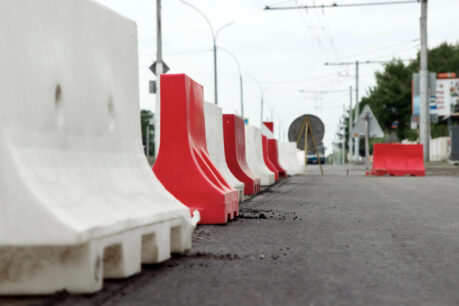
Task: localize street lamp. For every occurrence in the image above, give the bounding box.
[245,74,269,125]
[179,0,234,105]
[218,47,244,119]
[264,103,283,140]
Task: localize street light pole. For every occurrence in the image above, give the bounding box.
[354,60,359,161]
[179,0,233,105]
[246,74,268,125]
[218,47,244,118]
[240,74,244,119]
[348,86,353,161]
[154,0,164,156]
[419,0,430,161]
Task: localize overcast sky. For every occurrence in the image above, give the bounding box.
[97,0,458,154]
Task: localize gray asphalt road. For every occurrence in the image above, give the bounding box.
[2,165,459,306]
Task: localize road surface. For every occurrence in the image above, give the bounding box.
[2,165,459,306]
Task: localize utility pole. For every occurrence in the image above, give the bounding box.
[240,74,244,119]
[419,0,430,161]
[245,74,268,126]
[355,61,359,161]
[348,86,353,161]
[213,39,218,105]
[153,0,164,156]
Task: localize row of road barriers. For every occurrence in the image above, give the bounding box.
[154,73,305,223]
[0,0,305,295]
[204,103,246,202]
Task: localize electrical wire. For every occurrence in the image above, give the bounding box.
[338,39,419,60]
[265,0,420,10]
[243,72,337,85]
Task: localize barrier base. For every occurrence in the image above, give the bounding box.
[0,216,193,294]
[191,200,239,224]
[366,169,426,177]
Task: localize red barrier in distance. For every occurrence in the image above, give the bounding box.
[267,139,287,178]
[368,143,425,176]
[263,122,274,133]
[153,74,239,224]
[262,135,279,180]
[223,115,261,194]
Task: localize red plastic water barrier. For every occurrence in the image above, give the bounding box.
[368,143,425,176]
[267,139,287,178]
[262,121,287,178]
[153,74,239,224]
[223,114,261,194]
[263,122,274,133]
[262,135,279,180]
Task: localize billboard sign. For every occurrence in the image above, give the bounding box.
[436,78,459,117]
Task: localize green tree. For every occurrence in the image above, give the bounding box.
[140,110,155,156]
[408,42,459,75]
[360,59,415,141]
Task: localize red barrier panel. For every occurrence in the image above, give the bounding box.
[263,122,274,133]
[223,114,261,194]
[267,139,287,178]
[153,74,239,224]
[368,143,425,176]
[262,135,279,180]
[262,121,287,178]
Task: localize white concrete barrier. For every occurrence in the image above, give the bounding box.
[430,137,450,161]
[297,150,306,166]
[279,142,305,175]
[0,0,198,295]
[245,126,276,186]
[204,102,245,201]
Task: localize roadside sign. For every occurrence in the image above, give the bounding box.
[149,80,156,94]
[149,61,170,75]
[437,72,456,79]
[352,105,384,138]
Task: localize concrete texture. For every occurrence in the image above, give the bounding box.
[2,165,459,305]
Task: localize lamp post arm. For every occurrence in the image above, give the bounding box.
[179,0,215,38]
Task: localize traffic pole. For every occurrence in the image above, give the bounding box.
[154,0,164,157]
[348,86,353,161]
[419,0,430,161]
[354,60,360,161]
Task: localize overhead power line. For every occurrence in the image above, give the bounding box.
[244,73,337,85]
[300,89,348,93]
[265,0,419,10]
[338,38,419,61]
[325,59,413,65]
